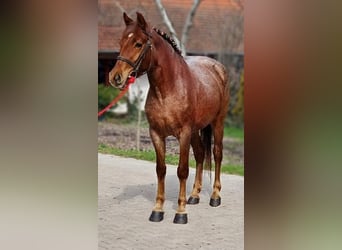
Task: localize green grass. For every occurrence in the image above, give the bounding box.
[224,126,244,140]
[98,143,244,176]
[222,164,244,176]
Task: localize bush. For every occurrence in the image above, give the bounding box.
[231,70,244,125]
[226,69,244,128]
[98,84,122,118]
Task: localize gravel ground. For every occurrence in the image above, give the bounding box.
[98,121,244,166]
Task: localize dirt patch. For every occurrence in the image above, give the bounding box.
[98,121,244,166]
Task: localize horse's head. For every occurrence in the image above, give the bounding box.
[109,12,152,89]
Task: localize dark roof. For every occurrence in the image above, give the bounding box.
[98,0,244,54]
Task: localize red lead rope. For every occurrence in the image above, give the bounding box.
[98,76,136,117]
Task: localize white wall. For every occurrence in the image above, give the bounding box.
[128,74,149,111]
[111,74,149,114]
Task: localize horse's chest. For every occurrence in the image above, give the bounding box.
[145,98,188,134]
[146,103,178,124]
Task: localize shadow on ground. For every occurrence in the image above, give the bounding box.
[113,173,213,210]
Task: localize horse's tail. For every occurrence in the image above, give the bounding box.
[201,125,212,178]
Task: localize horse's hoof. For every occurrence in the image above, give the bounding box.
[149,211,164,222]
[187,196,200,205]
[173,213,188,224]
[209,197,221,207]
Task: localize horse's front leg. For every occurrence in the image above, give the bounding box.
[174,127,191,224]
[149,129,166,222]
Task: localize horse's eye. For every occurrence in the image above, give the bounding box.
[135,42,143,48]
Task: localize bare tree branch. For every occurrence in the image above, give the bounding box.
[113,0,125,13]
[181,0,202,55]
[154,0,181,51]
[113,0,137,16]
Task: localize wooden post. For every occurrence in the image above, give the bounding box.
[136,84,142,151]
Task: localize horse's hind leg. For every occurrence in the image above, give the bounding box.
[187,131,204,205]
[210,118,225,207]
[149,129,166,222]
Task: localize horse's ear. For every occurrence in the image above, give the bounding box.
[136,12,147,30]
[123,12,133,26]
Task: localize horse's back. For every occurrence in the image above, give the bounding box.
[185,56,229,105]
[185,56,228,88]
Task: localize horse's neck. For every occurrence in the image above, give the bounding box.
[147,36,186,95]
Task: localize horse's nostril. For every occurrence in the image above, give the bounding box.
[114,74,121,83]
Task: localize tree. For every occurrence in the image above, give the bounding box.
[154,0,202,56]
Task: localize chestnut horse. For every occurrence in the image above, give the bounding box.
[109,12,229,224]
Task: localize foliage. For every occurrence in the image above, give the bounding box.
[98,83,121,118]
[225,69,244,127]
[231,70,244,124]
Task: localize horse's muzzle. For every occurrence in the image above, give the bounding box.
[109,72,126,89]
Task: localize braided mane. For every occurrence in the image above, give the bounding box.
[153,27,182,56]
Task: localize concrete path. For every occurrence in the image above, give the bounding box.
[98,153,244,250]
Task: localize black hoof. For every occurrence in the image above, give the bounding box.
[149,211,164,222]
[187,196,200,205]
[173,213,188,224]
[209,197,221,207]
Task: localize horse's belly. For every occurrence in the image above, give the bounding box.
[193,109,219,130]
[193,95,221,129]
